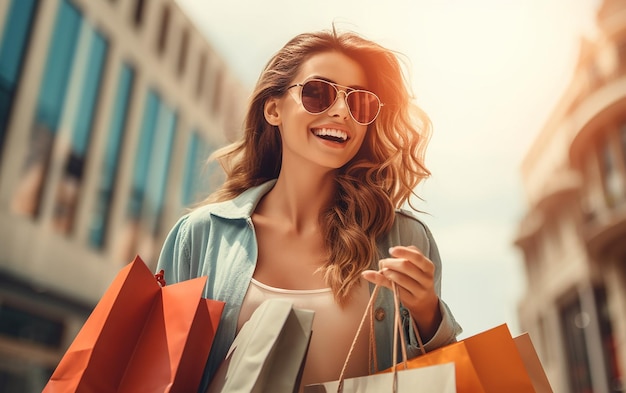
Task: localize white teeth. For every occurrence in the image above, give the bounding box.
[313,128,348,141]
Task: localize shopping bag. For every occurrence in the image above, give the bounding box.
[305,363,456,392]
[383,324,551,393]
[389,340,486,392]
[305,284,457,392]
[206,298,314,393]
[514,333,553,393]
[43,255,225,393]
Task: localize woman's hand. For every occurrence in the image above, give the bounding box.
[361,245,442,341]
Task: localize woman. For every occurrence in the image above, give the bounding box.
[156,27,462,391]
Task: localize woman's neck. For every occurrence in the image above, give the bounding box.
[257,168,336,234]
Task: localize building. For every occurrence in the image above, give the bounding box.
[514,0,626,391]
[0,0,247,391]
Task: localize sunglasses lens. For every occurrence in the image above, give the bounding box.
[301,80,337,113]
[347,91,380,124]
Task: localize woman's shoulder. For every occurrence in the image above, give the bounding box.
[393,208,432,234]
[378,208,438,257]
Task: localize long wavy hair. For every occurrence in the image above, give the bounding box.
[200,28,432,304]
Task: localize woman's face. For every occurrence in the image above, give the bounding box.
[265,51,370,172]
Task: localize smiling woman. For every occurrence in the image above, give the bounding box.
[156,27,462,392]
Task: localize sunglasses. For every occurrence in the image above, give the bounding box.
[287,78,383,125]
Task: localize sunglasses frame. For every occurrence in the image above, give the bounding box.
[287,78,383,125]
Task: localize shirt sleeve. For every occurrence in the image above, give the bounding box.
[392,210,463,356]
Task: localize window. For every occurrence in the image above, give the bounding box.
[0,299,63,391]
[0,0,39,159]
[157,5,170,55]
[11,0,81,218]
[196,53,206,98]
[49,22,109,234]
[211,69,223,115]
[177,29,189,76]
[127,89,176,235]
[594,287,621,390]
[581,152,598,222]
[600,136,624,207]
[132,0,145,27]
[560,295,593,393]
[89,63,134,249]
[0,302,64,349]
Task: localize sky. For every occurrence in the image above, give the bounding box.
[174,0,600,339]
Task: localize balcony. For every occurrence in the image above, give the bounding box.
[583,201,626,259]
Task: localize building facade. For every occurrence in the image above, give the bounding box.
[514,0,626,392]
[0,0,247,391]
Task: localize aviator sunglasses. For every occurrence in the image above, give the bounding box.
[287,78,383,125]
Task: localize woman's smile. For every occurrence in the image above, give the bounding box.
[311,127,349,143]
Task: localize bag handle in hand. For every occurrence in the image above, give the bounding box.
[337,281,424,392]
[369,288,427,373]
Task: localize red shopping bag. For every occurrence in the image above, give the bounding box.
[43,255,224,393]
[383,324,553,393]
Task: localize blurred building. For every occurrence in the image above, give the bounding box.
[0,0,247,391]
[514,0,626,391]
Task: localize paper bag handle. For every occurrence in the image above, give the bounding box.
[369,293,427,372]
[337,282,417,392]
[154,269,166,287]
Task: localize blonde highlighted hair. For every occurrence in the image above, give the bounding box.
[201,28,432,304]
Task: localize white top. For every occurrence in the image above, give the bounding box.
[238,278,371,390]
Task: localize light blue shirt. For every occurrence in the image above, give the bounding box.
[156,180,462,391]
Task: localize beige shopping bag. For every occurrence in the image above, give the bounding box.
[207,299,314,393]
[514,333,553,393]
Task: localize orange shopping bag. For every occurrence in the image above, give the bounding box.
[43,255,224,393]
[383,324,553,393]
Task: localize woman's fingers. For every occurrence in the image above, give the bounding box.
[388,246,435,277]
[361,269,391,287]
[378,247,435,295]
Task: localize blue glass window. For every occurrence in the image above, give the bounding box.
[71,31,107,156]
[0,0,38,153]
[35,0,81,132]
[51,21,108,233]
[145,107,176,228]
[90,64,134,248]
[129,91,158,218]
[128,89,177,234]
[11,0,80,218]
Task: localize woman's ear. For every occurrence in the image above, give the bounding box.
[264,97,281,126]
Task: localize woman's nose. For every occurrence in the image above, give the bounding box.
[326,91,350,121]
